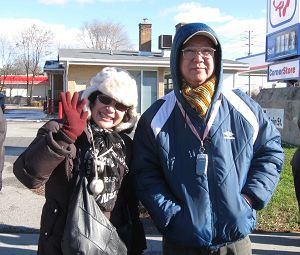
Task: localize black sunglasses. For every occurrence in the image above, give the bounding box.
[97,94,130,112]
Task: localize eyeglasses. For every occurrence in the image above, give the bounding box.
[97,94,130,112]
[181,47,216,60]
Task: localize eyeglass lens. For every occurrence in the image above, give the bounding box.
[182,47,215,59]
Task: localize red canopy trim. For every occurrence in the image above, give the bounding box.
[0,75,48,85]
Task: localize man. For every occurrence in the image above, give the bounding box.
[132,22,284,254]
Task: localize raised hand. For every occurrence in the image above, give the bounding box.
[60,91,88,140]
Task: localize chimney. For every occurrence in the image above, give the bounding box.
[139,18,152,52]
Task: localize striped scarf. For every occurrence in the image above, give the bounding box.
[181,76,216,117]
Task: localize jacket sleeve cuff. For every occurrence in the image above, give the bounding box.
[56,129,76,143]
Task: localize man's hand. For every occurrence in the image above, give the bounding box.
[60,91,88,140]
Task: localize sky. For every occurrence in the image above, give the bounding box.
[1,0,268,60]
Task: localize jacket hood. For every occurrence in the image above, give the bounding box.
[170,23,223,106]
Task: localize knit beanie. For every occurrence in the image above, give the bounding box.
[81,67,138,132]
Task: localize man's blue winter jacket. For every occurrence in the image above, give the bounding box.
[132,23,284,249]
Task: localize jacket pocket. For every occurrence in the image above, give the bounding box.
[230,194,256,240]
[40,200,60,240]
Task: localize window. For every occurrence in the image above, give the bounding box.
[142,71,157,113]
[164,73,173,94]
[128,70,157,114]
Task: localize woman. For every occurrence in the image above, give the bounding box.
[13,67,146,255]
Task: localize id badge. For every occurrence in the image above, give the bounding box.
[196,153,208,175]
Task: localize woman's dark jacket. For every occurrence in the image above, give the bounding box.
[13,120,146,255]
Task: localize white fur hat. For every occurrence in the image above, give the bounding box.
[82,67,138,132]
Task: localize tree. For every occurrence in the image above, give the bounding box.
[15,24,53,105]
[0,35,15,92]
[78,20,133,50]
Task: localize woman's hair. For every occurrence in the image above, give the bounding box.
[88,91,101,110]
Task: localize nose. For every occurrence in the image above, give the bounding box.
[193,52,204,62]
[106,103,116,112]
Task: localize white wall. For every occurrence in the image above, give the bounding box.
[5,86,27,97]
[5,84,49,98]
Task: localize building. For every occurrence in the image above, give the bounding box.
[0,75,49,105]
[44,20,249,114]
[236,53,286,95]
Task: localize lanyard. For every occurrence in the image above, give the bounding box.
[176,97,221,153]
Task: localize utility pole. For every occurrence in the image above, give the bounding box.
[246,30,253,96]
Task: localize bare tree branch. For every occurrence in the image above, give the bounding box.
[78,20,133,50]
[0,35,17,91]
[15,24,54,105]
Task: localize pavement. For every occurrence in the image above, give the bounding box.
[1,231,300,255]
[0,107,300,255]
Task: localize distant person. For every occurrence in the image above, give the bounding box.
[132,22,284,254]
[0,93,5,113]
[43,96,47,112]
[291,119,300,214]
[13,67,146,255]
[0,108,6,191]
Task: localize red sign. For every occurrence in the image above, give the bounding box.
[273,0,291,18]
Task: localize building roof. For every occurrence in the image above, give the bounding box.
[236,53,268,75]
[57,48,170,67]
[43,48,249,71]
[0,75,48,85]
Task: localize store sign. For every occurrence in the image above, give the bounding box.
[267,0,298,34]
[262,108,284,129]
[266,24,298,61]
[268,59,300,81]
